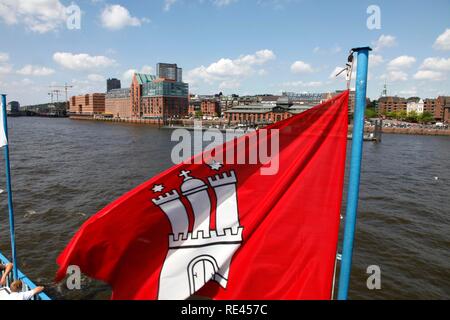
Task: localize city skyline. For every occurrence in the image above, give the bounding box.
[0,0,449,105]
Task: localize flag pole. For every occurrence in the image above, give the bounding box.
[1,94,18,279]
[337,47,371,300]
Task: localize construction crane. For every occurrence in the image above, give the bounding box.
[49,83,73,105]
[48,89,62,103]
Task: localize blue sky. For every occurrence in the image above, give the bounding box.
[0,0,449,105]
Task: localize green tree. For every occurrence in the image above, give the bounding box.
[397,110,407,121]
[386,111,397,119]
[195,110,203,118]
[365,108,377,118]
[407,111,418,123]
[418,111,434,123]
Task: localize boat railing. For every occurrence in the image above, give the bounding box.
[0,252,51,300]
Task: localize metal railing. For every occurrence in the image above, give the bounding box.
[0,252,51,300]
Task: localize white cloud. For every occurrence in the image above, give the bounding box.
[387,56,416,70]
[398,88,418,96]
[122,65,154,82]
[100,4,148,30]
[372,34,397,51]
[53,52,116,70]
[213,0,238,7]
[0,64,12,75]
[413,70,446,81]
[290,61,314,74]
[433,29,450,51]
[186,49,275,87]
[380,70,408,82]
[0,52,9,63]
[17,65,55,76]
[87,74,105,82]
[258,69,268,76]
[0,0,69,33]
[163,0,177,11]
[370,54,384,67]
[312,46,342,55]
[420,57,450,71]
[329,66,356,80]
[281,81,322,88]
[219,80,240,89]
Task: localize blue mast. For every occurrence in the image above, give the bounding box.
[1,94,18,280]
[337,47,371,300]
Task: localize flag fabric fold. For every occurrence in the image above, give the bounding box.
[0,101,7,148]
[56,90,349,300]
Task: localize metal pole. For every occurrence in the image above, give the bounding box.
[337,47,371,300]
[1,94,18,279]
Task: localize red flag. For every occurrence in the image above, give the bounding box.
[56,90,349,300]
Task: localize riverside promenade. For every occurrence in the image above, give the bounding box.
[69,116,450,137]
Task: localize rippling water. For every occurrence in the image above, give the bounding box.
[0,117,448,300]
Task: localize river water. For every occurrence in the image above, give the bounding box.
[0,117,448,300]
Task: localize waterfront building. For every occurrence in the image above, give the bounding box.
[107,78,121,92]
[157,63,182,82]
[378,96,407,114]
[6,101,20,114]
[423,98,438,117]
[283,92,327,105]
[131,73,156,117]
[69,93,105,115]
[189,97,221,117]
[435,96,450,122]
[105,88,131,118]
[224,96,313,124]
[136,76,189,119]
[406,98,424,115]
[259,95,281,106]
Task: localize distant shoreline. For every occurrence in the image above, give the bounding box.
[362,126,450,137]
[65,116,450,137]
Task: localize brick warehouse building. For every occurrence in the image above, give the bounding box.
[105,88,131,118]
[70,93,105,115]
[378,96,407,114]
[189,97,221,117]
[130,73,189,119]
[225,96,313,124]
[378,96,450,122]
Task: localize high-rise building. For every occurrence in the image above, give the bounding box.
[157,63,182,82]
[131,69,189,118]
[107,78,121,92]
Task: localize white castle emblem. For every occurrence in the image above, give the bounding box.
[152,169,243,300]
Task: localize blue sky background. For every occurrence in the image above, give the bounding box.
[0,0,449,105]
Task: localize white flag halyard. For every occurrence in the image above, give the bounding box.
[0,100,7,147]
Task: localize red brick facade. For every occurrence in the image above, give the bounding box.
[70,93,105,115]
[131,76,142,117]
[141,96,188,118]
[225,111,293,123]
[189,99,221,117]
[105,96,132,118]
[378,96,407,114]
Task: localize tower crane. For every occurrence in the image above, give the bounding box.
[49,83,74,105]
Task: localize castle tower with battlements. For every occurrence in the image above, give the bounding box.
[152,169,243,300]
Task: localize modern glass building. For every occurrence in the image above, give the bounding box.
[142,81,189,98]
[156,63,182,82]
